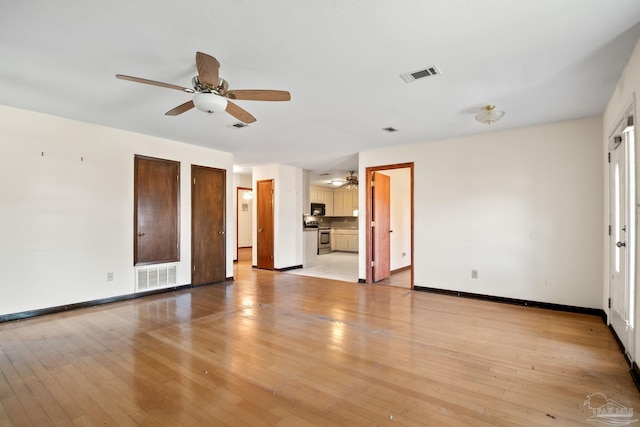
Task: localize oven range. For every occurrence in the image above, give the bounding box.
[318,227,331,255]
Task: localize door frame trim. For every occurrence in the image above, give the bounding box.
[365,162,414,287]
[134,154,181,266]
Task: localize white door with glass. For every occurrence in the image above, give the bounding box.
[609,115,635,358]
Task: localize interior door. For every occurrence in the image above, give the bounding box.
[609,121,635,355]
[191,165,226,285]
[257,179,274,270]
[372,171,391,282]
[134,155,180,266]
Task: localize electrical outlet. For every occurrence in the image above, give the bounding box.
[471,270,478,279]
[107,272,114,282]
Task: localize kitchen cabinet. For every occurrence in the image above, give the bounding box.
[347,234,358,251]
[310,186,334,215]
[333,229,358,252]
[333,189,358,216]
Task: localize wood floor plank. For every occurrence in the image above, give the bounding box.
[0,259,638,426]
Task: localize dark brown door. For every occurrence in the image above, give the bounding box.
[134,155,180,266]
[192,165,226,285]
[256,179,274,270]
[372,171,391,282]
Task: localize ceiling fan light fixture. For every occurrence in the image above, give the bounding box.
[330,179,345,186]
[341,171,359,190]
[193,92,228,114]
[475,105,505,125]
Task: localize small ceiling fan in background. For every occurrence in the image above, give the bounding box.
[116,52,291,124]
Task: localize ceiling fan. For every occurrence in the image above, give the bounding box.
[116,52,291,124]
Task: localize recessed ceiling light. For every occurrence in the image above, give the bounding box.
[383,127,398,132]
[231,122,248,128]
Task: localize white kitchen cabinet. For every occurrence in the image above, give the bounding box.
[335,234,348,251]
[309,187,320,203]
[333,229,358,252]
[330,229,336,251]
[333,189,357,216]
[310,186,334,215]
[347,234,358,251]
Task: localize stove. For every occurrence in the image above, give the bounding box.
[318,227,331,254]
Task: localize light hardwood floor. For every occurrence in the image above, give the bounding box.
[0,258,638,426]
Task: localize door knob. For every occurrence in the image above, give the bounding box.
[616,241,626,248]
[258,228,263,232]
[218,231,225,235]
[138,232,145,237]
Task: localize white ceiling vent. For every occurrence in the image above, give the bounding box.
[400,65,441,83]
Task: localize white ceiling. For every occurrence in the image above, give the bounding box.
[2,1,640,185]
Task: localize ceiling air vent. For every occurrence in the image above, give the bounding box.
[400,65,441,83]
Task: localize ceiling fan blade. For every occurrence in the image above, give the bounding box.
[115,74,190,92]
[227,90,291,101]
[165,100,195,116]
[226,101,256,124]
[196,52,220,88]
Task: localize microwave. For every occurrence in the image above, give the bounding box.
[310,203,325,216]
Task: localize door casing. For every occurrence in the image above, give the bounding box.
[608,113,635,358]
[365,162,414,286]
[134,155,180,266]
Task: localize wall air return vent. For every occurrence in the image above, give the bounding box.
[136,263,178,292]
[400,65,441,83]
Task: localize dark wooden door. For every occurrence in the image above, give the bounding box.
[256,179,274,270]
[134,155,180,266]
[372,171,391,282]
[192,165,226,285]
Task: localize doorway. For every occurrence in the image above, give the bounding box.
[366,163,414,287]
[236,186,253,262]
[609,112,635,359]
[256,179,275,270]
[191,165,226,285]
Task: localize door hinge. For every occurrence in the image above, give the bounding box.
[371,181,375,187]
[608,298,611,309]
[371,261,375,267]
[371,220,376,227]
[609,225,611,236]
[193,265,196,272]
[608,152,611,163]
[177,175,179,182]
[193,178,196,185]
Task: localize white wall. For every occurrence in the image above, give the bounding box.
[603,36,640,361]
[385,168,412,271]
[252,164,303,269]
[360,116,604,308]
[0,106,234,315]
